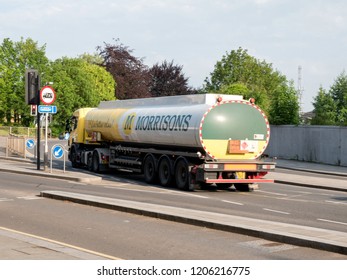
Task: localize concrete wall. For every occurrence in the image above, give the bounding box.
[265,125,347,166]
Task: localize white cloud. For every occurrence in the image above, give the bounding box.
[254,0,273,5]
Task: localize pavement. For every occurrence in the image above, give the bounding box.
[1,155,347,259]
[266,159,347,192]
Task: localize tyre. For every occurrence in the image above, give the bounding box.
[234,183,252,192]
[174,157,190,190]
[158,156,173,187]
[216,183,233,189]
[91,151,100,173]
[143,154,157,184]
[70,146,80,168]
[87,152,93,171]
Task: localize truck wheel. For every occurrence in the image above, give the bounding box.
[174,157,190,190]
[70,147,80,168]
[143,154,157,184]
[216,183,233,189]
[87,153,93,171]
[234,183,252,192]
[158,156,173,187]
[92,151,100,173]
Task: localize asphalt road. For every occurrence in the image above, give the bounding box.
[6,156,347,234]
[42,165,347,233]
[0,171,346,259]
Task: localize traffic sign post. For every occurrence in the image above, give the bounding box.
[40,86,56,171]
[51,144,66,173]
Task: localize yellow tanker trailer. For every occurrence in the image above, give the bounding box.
[67,94,275,190]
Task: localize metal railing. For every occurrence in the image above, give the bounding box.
[0,126,39,137]
[6,135,27,158]
[0,126,44,159]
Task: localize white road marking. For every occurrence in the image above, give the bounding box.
[113,183,134,187]
[221,200,244,206]
[296,191,312,194]
[325,200,347,206]
[257,190,287,196]
[0,198,14,202]
[0,226,121,260]
[17,196,44,200]
[317,218,347,226]
[253,192,309,203]
[316,193,335,197]
[263,208,290,215]
[176,192,210,199]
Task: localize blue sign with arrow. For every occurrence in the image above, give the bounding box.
[26,139,35,149]
[52,145,64,159]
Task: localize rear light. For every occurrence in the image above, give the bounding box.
[262,164,275,170]
[204,164,219,169]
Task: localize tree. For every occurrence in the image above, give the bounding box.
[81,57,116,104]
[330,71,347,124]
[98,40,150,100]
[219,82,250,96]
[0,37,49,126]
[148,60,197,97]
[46,57,115,135]
[311,87,337,125]
[204,47,299,124]
[269,81,300,125]
[0,38,116,134]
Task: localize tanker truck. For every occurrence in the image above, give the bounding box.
[66,94,275,191]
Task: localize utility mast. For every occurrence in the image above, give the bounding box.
[297,65,304,114]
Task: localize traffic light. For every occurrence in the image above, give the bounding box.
[30,105,37,116]
[25,69,39,105]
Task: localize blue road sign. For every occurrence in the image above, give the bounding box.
[52,145,64,159]
[26,139,35,149]
[38,105,57,114]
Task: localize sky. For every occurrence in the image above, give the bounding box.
[1,0,346,112]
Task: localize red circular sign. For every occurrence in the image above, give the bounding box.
[40,86,56,105]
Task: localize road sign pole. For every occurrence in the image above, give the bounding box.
[36,76,41,170]
[50,151,53,173]
[40,85,55,171]
[44,113,48,171]
[24,138,27,159]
